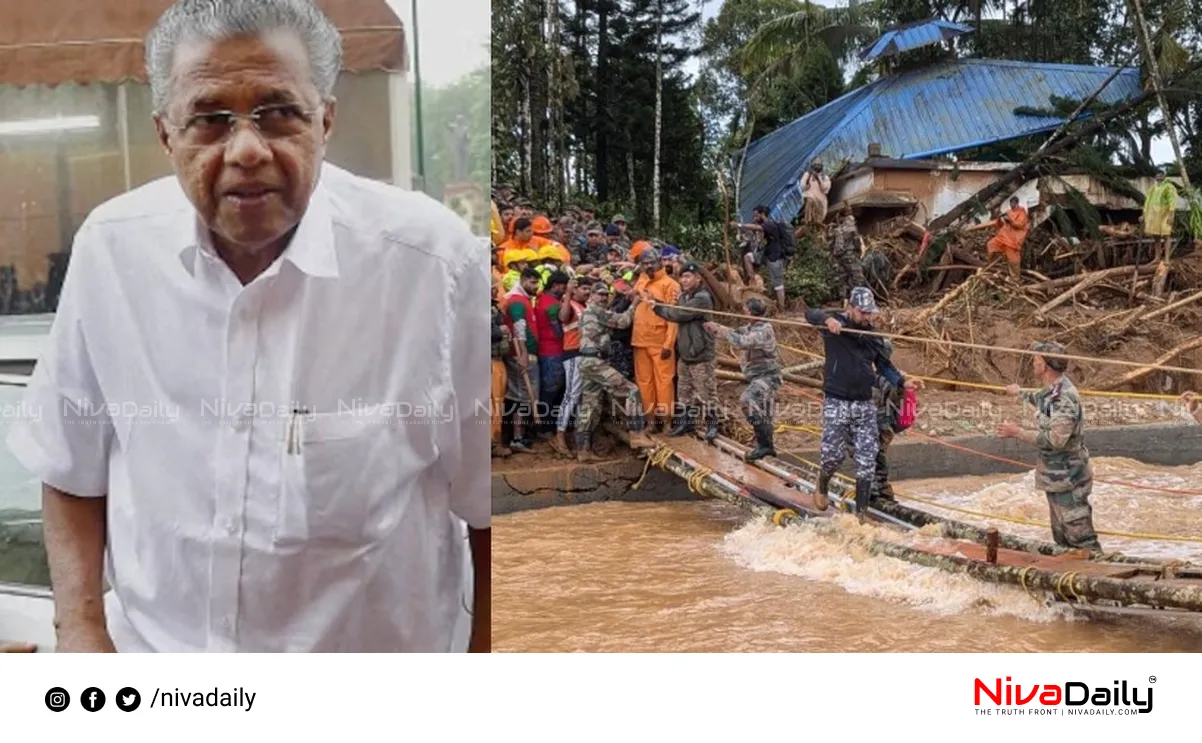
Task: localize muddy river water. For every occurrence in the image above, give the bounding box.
[494,458,1202,652]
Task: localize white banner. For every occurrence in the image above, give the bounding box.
[0,653,1191,740]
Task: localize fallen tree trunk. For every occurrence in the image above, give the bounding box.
[698,263,736,311]
[1034,270,1108,317]
[1025,264,1156,292]
[911,270,980,325]
[1139,288,1202,323]
[1099,334,1202,389]
[716,368,824,389]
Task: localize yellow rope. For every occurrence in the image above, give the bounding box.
[687,466,713,495]
[668,301,1202,376]
[1019,566,1037,600]
[774,341,1180,401]
[631,447,659,490]
[772,508,798,526]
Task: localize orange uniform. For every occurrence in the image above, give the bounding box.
[498,236,536,266]
[633,269,681,422]
[987,206,1029,266]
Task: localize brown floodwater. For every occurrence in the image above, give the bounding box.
[494,457,1202,652]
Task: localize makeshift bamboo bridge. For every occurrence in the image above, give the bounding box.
[613,425,1202,616]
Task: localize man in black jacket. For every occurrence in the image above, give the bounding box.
[802,287,915,514]
[653,262,719,441]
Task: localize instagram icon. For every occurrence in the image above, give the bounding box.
[44,687,70,712]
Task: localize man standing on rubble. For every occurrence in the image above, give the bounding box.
[655,262,720,442]
[731,205,790,309]
[1143,169,1178,263]
[966,196,1028,278]
[831,205,866,300]
[576,283,654,461]
[798,159,831,228]
[704,297,780,461]
[1000,343,1101,545]
[801,287,913,514]
[998,343,1102,551]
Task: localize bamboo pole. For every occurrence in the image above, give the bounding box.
[1139,288,1202,323]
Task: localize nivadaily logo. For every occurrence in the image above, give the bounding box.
[974,677,1154,715]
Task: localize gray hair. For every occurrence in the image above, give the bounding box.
[146,0,343,110]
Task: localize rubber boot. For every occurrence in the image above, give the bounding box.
[669,408,695,437]
[575,432,599,463]
[745,422,776,462]
[854,478,873,517]
[703,413,719,443]
[873,482,895,503]
[813,471,831,511]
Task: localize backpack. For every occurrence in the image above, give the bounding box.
[778,221,797,258]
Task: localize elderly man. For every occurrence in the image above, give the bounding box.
[7,0,489,652]
[998,343,1101,551]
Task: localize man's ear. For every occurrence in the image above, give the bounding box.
[153,114,172,156]
[321,97,337,144]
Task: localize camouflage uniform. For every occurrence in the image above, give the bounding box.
[721,321,781,425]
[606,293,637,381]
[831,215,866,299]
[1021,376,1102,550]
[849,371,902,500]
[821,399,878,481]
[577,301,647,434]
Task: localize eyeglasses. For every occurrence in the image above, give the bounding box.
[165,103,321,146]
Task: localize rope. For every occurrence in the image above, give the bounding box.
[687,465,713,495]
[774,380,1202,497]
[772,508,798,526]
[774,341,1180,401]
[777,448,1202,543]
[1019,566,1037,599]
[666,300,1202,376]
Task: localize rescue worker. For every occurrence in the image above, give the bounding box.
[580,227,608,265]
[577,283,654,461]
[704,297,780,460]
[534,244,566,289]
[998,343,1102,551]
[502,268,543,452]
[633,247,681,431]
[801,286,911,514]
[1143,169,1178,262]
[502,248,538,291]
[535,271,571,439]
[654,262,719,441]
[490,200,505,249]
[551,277,591,456]
[853,339,922,502]
[732,205,789,309]
[491,284,513,457]
[660,245,683,276]
[831,204,866,300]
[604,223,624,251]
[798,158,831,228]
[607,279,637,380]
[611,213,632,251]
[499,217,537,266]
[966,196,1028,278]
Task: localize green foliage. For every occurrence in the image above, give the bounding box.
[417,66,490,202]
[782,233,837,304]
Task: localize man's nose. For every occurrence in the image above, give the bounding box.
[224,121,272,167]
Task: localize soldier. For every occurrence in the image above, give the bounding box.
[831,204,866,300]
[852,339,922,502]
[997,342,1102,551]
[801,287,913,514]
[654,262,720,442]
[577,283,655,461]
[704,297,780,461]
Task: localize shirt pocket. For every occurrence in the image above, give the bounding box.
[274,406,436,547]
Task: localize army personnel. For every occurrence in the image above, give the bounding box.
[654,262,720,441]
[704,297,780,461]
[491,288,513,458]
[998,342,1101,551]
[801,287,911,514]
[831,205,866,300]
[852,339,922,502]
[576,283,655,461]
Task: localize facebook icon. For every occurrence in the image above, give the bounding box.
[81,687,106,712]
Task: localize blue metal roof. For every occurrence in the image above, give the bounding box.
[738,59,1143,222]
[860,19,975,62]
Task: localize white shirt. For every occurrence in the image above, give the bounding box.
[7,163,490,652]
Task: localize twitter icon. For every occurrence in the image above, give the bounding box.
[116,687,141,712]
